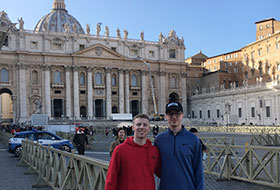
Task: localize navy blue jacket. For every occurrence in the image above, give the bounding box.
[154,127,204,190]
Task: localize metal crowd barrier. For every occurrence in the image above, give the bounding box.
[250,134,280,146]
[0,130,13,147]
[20,140,109,190]
[203,143,280,188]
[188,126,280,134]
[201,136,235,145]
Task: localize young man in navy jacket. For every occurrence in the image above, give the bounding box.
[155,102,204,190]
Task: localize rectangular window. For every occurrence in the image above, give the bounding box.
[130,49,138,56]
[79,44,85,50]
[30,41,38,49]
[276,42,280,50]
[111,47,117,52]
[258,49,261,56]
[149,51,155,58]
[266,106,270,117]
[80,90,86,94]
[251,107,255,117]
[238,108,242,117]
[191,111,195,118]
[169,49,176,58]
[217,109,220,118]
[3,36,8,46]
[207,110,210,118]
[53,43,62,50]
[199,110,202,119]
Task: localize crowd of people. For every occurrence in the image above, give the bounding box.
[0,124,44,134]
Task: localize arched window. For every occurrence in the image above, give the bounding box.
[32,70,38,84]
[1,69,8,82]
[170,76,176,88]
[80,72,85,86]
[95,72,102,85]
[131,74,137,86]
[54,71,61,84]
[112,74,117,86]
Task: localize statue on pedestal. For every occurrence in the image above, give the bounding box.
[18,17,24,30]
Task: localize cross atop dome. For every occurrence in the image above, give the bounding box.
[52,0,66,10]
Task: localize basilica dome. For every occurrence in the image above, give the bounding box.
[34,0,85,34]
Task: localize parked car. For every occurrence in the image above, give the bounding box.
[8,131,74,157]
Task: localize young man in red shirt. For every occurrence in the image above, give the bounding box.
[105,114,160,190]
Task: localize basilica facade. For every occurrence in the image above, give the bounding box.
[0,0,188,123]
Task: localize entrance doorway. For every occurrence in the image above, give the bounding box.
[53,99,63,117]
[0,88,13,122]
[131,100,139,117]
[80,106,87,118]
[95,99,103,118]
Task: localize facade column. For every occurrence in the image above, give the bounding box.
[244,97,248,125]
[65,66,72,119]
[18,64,27,121]
[276,94,280,125]
[44,65,51,118]
[181,73,187,117]
[73,66,80,119]
[141,70,148,115]
[118,69,125,113]
[125,70,130,113]
[274,94,279,125]
[0,95,2,118]
[87,67,93,119]
[159,71,166,114]
[106,68,112,119]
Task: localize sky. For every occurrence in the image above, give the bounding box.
[1,0,280,58]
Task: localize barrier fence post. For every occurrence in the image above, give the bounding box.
[218,144,232,180]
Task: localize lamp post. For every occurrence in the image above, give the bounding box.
[136,57,158,116]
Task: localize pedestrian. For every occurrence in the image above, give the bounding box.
[109,128,126,157]
[105,113,161,190]
[189,127,208,159]
[73,126,89,155]
[152,125,159,138]
[154,101,204,190]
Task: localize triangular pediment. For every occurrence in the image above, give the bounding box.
[73,43,124,59]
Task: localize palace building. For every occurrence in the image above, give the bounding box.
[188,18,280,125]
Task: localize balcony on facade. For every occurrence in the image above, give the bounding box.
[51,82,64,88]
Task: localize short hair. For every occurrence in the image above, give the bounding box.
[189,127,198,133]
[117,127,126,134]
[133,113,150,122]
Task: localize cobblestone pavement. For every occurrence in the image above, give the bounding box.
[0,143,52,190]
